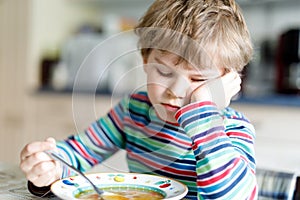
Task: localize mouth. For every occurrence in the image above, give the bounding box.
[161,103,180,112]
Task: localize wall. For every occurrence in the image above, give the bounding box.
[241,1,300,43]
[11,0,300,92]
[27,0,101,89]
[0,0,29,163]
[26,0,158,91]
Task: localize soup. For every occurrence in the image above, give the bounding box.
[75,187,165,200]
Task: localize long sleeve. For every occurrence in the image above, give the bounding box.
[56,97,128,177]
[175,101,257,200]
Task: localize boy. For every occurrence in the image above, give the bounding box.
[20,0,257,199]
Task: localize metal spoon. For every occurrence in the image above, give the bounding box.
[45,150,116,199]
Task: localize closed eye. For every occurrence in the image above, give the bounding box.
[191,78,208,82]
[156,68,173,77]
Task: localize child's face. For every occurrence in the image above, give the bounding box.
[143,49,224,124]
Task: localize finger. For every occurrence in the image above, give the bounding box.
[229,75,242,91]
[209,72,240,109]
[227,75,241,89]
[45,137,56,145]
[24,159,56,181]
[31,160,57,176]
[222,71,241,88]
[221,71,239,84]
[229,84,241,98]
[29,165,58,187]
[21,141,56,161]
[45,137,59,153]
[20,151,53,173]
[34,171,58,187]
[225,81,241,104]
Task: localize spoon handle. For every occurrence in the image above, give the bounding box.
[45,151,104,196]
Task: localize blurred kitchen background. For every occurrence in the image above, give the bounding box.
[1,0,300,182]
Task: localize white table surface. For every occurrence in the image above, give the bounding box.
[0,162,59,199]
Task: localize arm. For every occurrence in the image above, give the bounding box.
[176,71,257,199]
[175,102,257,199]
[20,97,128,196]
[56,97,128,177]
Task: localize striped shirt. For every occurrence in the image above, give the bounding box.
[57,91,257,199]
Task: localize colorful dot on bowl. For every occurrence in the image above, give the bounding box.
[114,175,125,182]
[62,180,77,186]
[154,180,166,185]
[155,180,172,188]
[159,183,171,188]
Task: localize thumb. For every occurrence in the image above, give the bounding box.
[45,137,56,148]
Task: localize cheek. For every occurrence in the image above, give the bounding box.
[146,73,171,90]
[184,83,200,97]
[147,82,168,104]
[147,83,165,96]
[190,83,200,92]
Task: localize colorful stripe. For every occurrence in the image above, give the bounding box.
[56,91,257,199]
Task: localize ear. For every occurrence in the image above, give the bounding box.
[143,56,149,73]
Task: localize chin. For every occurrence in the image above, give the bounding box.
[159,113,178,124]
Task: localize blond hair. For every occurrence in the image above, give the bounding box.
[135,0,253,72]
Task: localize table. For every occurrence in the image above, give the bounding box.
[0,151,128,199]
[0,162,59,199]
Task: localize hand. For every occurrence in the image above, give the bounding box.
[191,71,241,109]
[19,137,62,187]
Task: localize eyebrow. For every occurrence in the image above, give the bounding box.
[155,57,204,78]
[154,56,220,79]
[154,57,172,68]
[155,56,202,73]
[154,57,192,71]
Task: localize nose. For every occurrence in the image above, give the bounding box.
[167,76,190,98]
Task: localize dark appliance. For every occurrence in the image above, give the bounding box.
[276,29,300,94]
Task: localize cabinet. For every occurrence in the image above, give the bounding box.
[0,0,30,164]
[231,103,300,174]
[0,93,118,164]
[0,95,73,164]
[1,0,300,171]
[2,91,299,174]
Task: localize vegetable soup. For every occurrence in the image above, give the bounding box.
[75,186,165,200]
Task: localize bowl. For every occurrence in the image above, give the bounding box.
[51,172,188,200]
